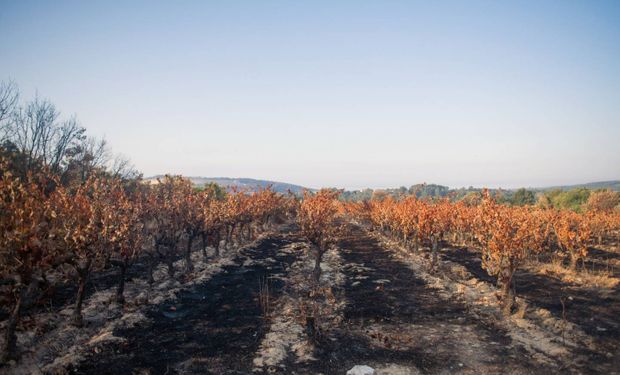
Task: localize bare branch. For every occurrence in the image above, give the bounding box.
[0,80,19,140]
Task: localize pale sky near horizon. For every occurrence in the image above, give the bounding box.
[1,1,619,190]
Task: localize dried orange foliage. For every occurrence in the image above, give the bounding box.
[0,169,55,287]
[0,165,297,360]
[586,189,620,213]
[552,210,592,270]
[298,189,342,282]
[361,196,454,268]
[49,176,136,325]
[475,192,552,314]
[0,167,55,361]
[352,189,618,315]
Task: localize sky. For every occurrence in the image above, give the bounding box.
[1,1,619,190]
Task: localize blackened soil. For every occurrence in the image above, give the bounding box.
[72,234,299,375]
[585,247,620,277]
[296,225,554,374]
[46,258,150,310]
[515,272,620,372]
[440,245,496,284]
[441,245,620,373]
[0,258,153,324]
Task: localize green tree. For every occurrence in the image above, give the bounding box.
[199,182,227,200]
[555,188,590,212]
[511,188,536,206]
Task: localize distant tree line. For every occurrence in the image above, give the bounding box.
[340,183,620,213]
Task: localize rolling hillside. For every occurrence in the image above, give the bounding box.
[536,180,620,192]
[146,176,310,194]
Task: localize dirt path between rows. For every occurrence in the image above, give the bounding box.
[72,234,299,375]
[298,225,560,374]
[441,245,620,372]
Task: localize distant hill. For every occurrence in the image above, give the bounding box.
[146,176,310,194]
[534,180,620,192]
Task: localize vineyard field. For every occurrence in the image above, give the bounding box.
[2,213,619,374]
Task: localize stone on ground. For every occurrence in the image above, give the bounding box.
[347,365,376,375]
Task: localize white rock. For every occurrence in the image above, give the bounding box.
[347,365,376,375]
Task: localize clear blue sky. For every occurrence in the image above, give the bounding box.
[1,1,619,189]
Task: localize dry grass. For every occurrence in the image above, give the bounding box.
[258,275,272,318]
[532,261,619,289]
